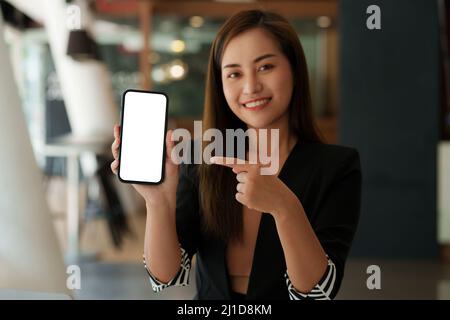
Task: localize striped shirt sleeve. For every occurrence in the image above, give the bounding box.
[285,256,337,300]
[142,246,192,293]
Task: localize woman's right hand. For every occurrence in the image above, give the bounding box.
[110,124,179,208]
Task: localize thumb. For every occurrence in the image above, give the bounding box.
[165,129,178,166]
[166,129,174,155]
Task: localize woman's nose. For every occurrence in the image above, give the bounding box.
[242,74,262,94]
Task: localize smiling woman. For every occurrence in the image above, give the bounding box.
[110,9,362,300]
[220,30,294,128]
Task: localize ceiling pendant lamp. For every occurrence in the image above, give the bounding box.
[66,28,101,61]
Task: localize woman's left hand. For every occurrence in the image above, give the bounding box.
[210,156,294,215]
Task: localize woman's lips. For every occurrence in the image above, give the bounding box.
[241,97,271,111]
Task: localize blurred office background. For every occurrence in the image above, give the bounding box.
[0,0,449,299]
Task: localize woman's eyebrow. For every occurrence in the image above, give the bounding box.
[222,53,276,69]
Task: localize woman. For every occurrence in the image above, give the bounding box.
[111,10,361,300]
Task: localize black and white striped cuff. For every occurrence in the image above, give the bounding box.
[143,246,191,293]
[285,256,337,300]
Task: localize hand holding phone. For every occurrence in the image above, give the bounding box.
[111,90,179,205]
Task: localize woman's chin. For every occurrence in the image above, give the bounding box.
[234,110,284,129]
[243,119,273,129]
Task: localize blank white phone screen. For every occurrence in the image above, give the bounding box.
[119,91,167,183]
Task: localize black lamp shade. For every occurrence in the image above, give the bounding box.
[66,29,101,61]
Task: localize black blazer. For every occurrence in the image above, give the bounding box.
[175,141,362,300]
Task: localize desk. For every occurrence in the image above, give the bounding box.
[42,134,111,263]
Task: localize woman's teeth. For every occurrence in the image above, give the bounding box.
[244,98,270,108]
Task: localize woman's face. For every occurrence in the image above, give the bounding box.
[221,27,294,129]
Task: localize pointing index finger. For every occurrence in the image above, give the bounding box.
[210,156,254,173]
[210,156,247,166]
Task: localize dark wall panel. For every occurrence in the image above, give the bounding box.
[339,0,440,258]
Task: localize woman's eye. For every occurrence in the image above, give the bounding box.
[226,65,273,79]
[259,64,274,72]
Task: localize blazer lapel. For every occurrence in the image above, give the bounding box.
[246,212,290,299]
[245,141,306,300]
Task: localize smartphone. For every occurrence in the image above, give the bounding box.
[118,89,168,184]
